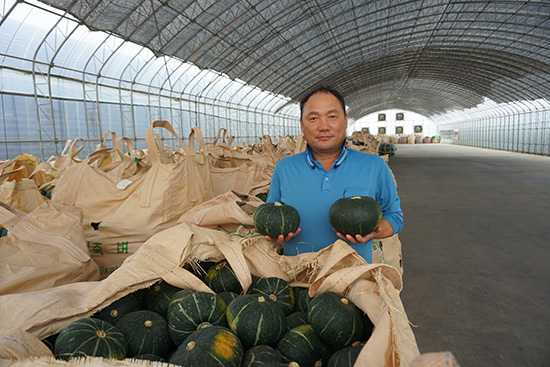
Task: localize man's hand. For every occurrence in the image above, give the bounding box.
[334,219,394,244]
[262,228,301,245]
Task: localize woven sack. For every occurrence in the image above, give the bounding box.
[0,201,99,295]
[51,120,212,278]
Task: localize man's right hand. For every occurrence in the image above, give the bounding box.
[263,228,301,245]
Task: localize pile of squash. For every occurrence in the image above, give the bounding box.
[47,260,374,367]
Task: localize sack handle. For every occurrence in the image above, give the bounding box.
[145,121,189,164]
[188,126,207,153]
[0,159,25,184]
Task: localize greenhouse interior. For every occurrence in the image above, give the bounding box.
[0,0,549,367]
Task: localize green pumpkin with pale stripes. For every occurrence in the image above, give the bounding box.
[115,310,171,358]
[248,277,295,316]
[167,292,228,346]
[253,201,301,238]
[226,294,287,349]
[54,317,127,360]
[203,260,243,294]
[276,324,324,367]
[308,292,364,349]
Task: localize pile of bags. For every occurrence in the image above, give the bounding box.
[0,121,455,366]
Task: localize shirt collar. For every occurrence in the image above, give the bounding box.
[306,141,349,169]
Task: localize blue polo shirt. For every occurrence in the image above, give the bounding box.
[266,143,403,263]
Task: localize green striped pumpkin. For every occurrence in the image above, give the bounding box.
[308,292,364,349]
[92,291,141,325]
[143,281,183,320]
[292,287,312,313]
[241,344,283,367]
[203,260,243,294]
[218,291,239,306]
[167,291,228,346]
[226,294,287,348]
[167,289,196,315]
[253,202,301,238]
[276,324,323,367]
[168,326,243,367]
[285,311,309,331]
[248,277,295,315]
[115,310,171,358]
[327,341,366,367]
[54,318,127,360]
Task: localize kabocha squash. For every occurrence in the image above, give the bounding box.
[168,291,228,346]
[242,345,283,367]
[253,202,300,238]
[292,287,312,313]
[226,294,287,348]
[308,292,364,349]
[167,289,196,315]
[168,326,243,367]
[143,281,183,319]
[361,312,375,341]
[378,142,397,156]
[115,310,171,358]
[276,324,323,367]
[327,341,365,367]
[248,277,295,315]
[329,196,382,237]
[54,318,127,360]
[92,292,141,325]
[218,291,239,306]
[203,260,243,294]
[285,311,309,331]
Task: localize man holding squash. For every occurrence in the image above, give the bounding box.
[264,86,403,263]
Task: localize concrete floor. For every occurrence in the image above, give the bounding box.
[389,144,550,367]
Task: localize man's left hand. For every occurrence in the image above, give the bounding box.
[334,219,394,244]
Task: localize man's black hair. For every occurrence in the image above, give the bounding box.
[299,86,346,119]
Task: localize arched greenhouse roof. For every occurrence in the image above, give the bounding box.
[10,0,547,120]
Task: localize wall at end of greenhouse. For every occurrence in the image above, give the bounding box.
[438,107,550,156]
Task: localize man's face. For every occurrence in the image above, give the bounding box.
[300,91,348,156]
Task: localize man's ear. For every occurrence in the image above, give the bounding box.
[300,118,305,133]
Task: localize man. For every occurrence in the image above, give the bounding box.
[265,86,403,263]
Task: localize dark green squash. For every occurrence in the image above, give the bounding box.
[115,310,171,358]
[276,324,323,367]
[203,260,243,294]
[168,326,243,367]
[292,287,312,313]
[327,341,366,367]
[378,142,397,157]
[329,196,382,237]
[242,344,283,367]
[168,291,228,346]
[218,291,239,306]
[253,202,300,238]
[361,312,375,341]
[226,294,287,349]
[308,292,364,349]
[248,277,294,315]
[54,318,127,360]
[92,291,141,325]
[187,260,217,278]
[285,311,309,331]
[167,289,196,315]
[143,281,183,320]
